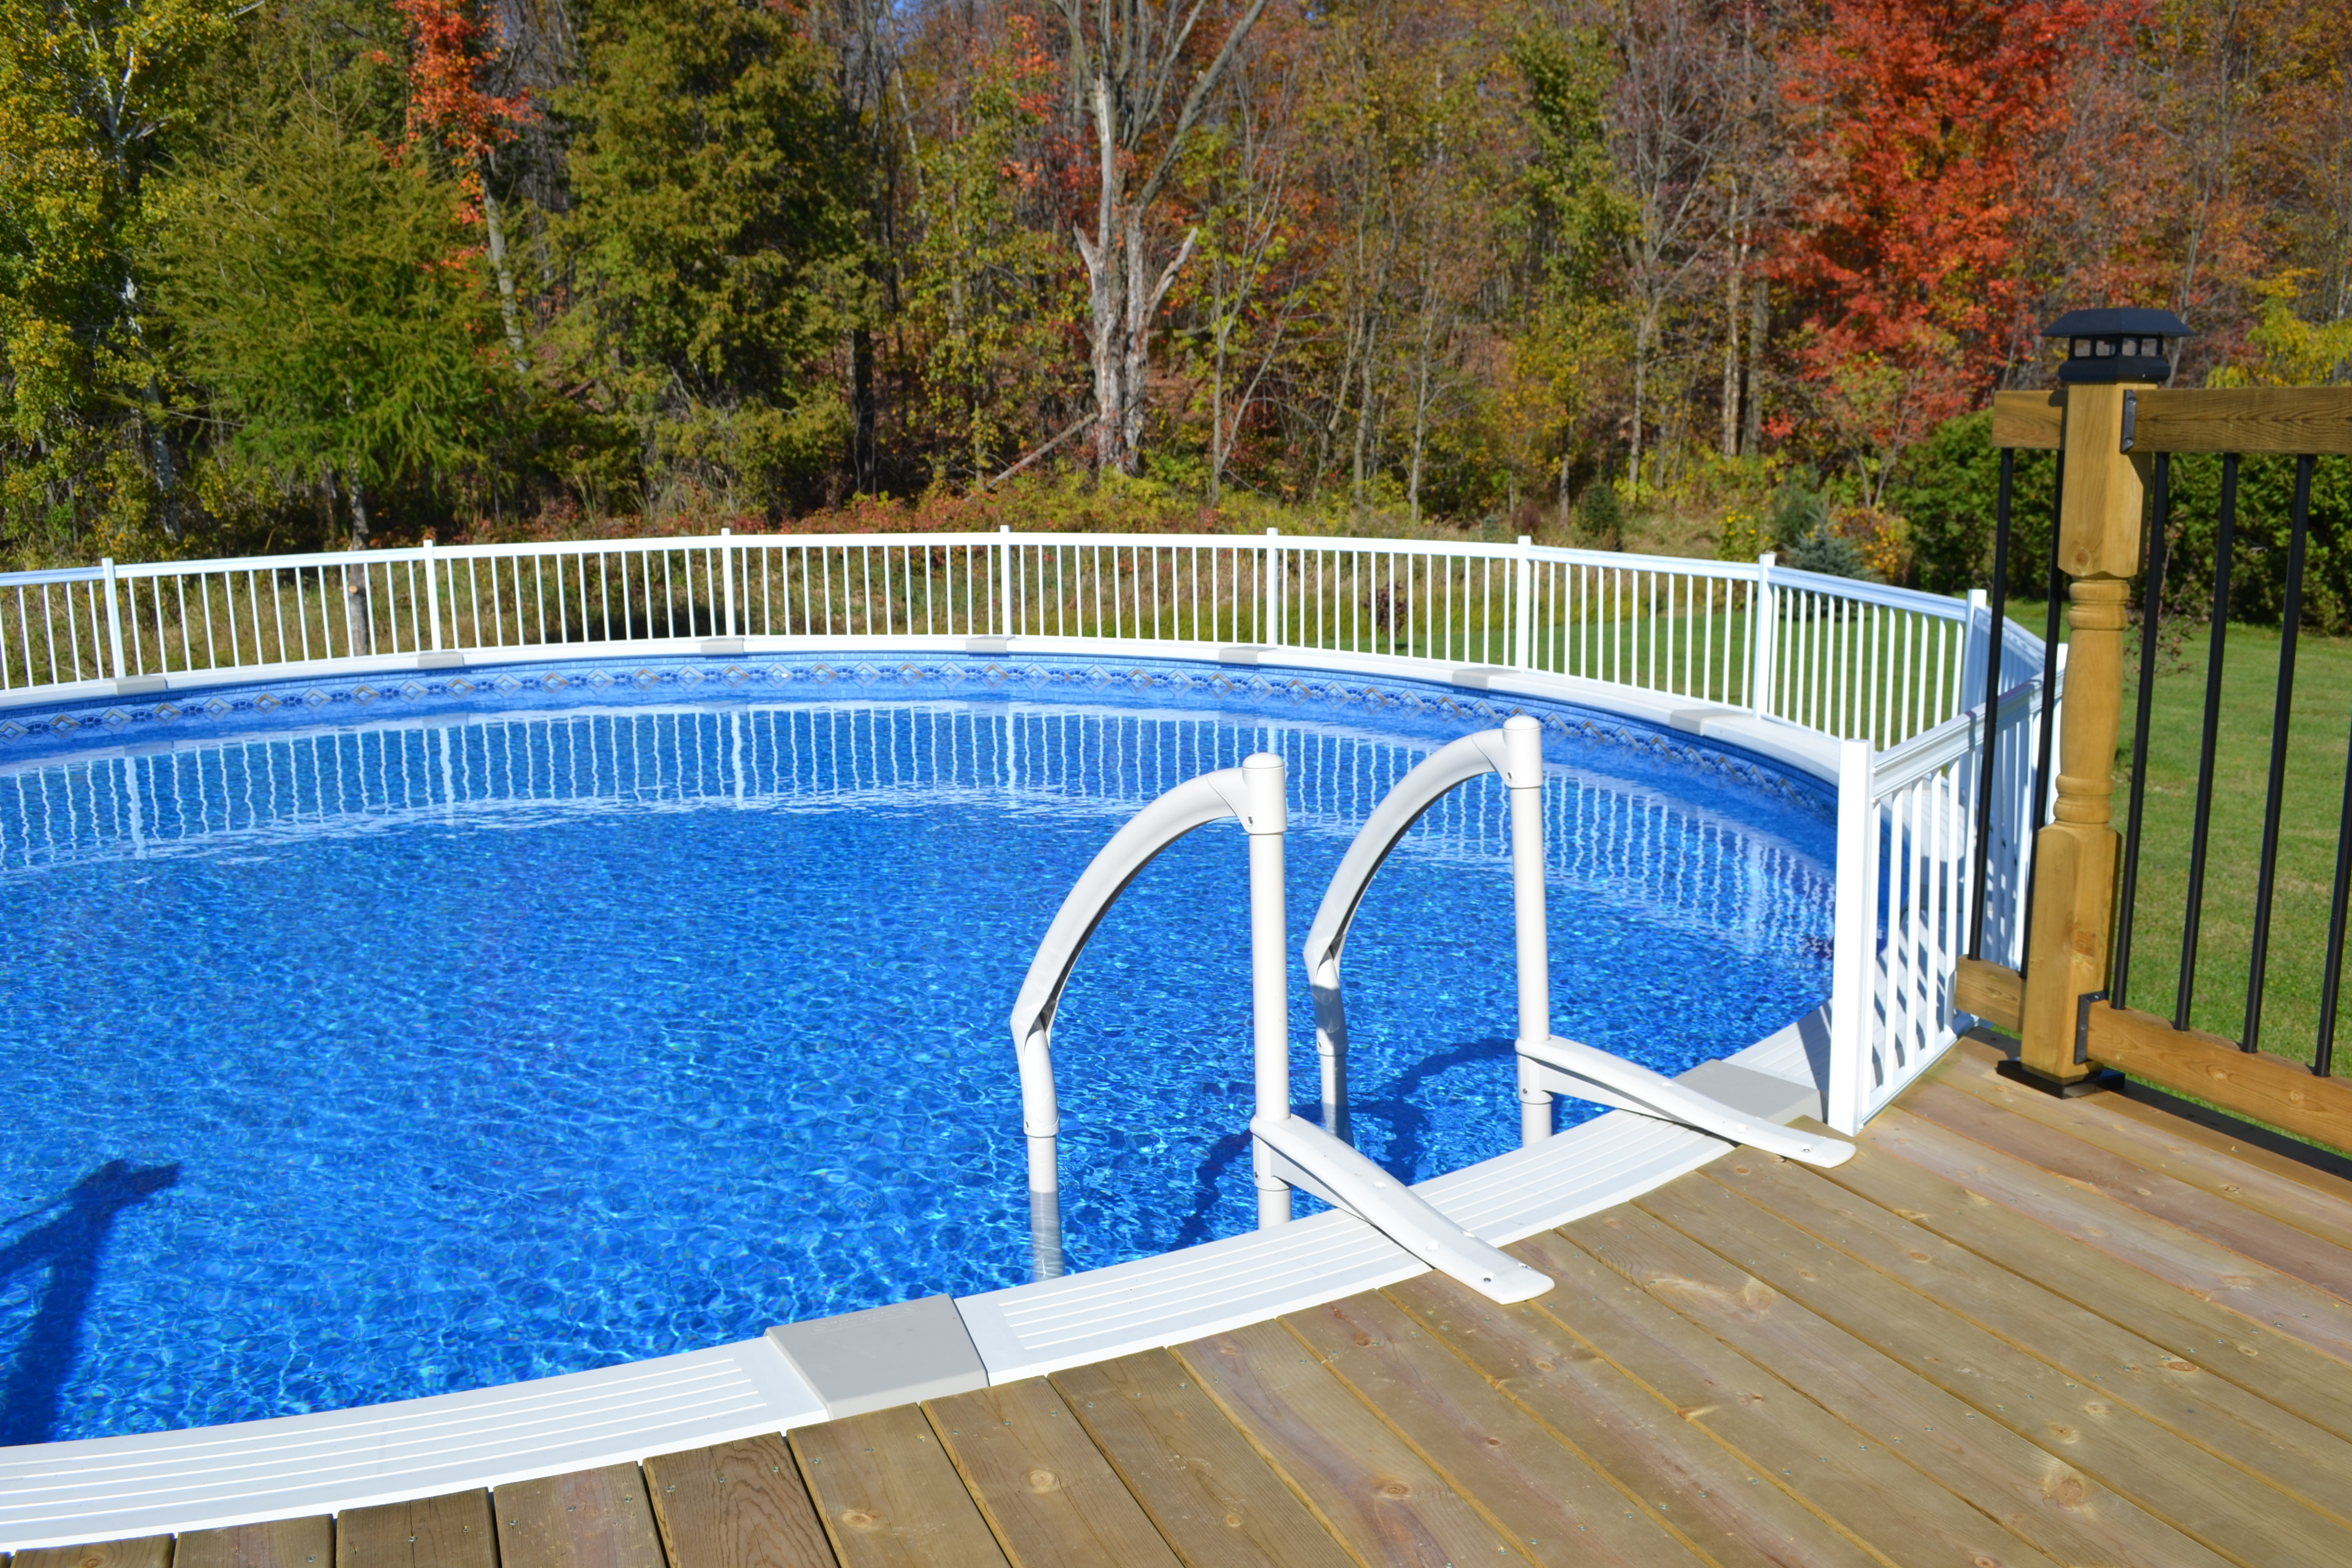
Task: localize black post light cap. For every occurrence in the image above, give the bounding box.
[2041,307,2192,384]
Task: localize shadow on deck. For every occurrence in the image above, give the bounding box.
[26,1037,2352,1568]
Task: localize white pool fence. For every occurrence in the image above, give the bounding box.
[0,530,2051,1134]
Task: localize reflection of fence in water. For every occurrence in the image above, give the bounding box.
[0,705,1826,951]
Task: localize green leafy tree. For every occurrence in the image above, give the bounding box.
[153,61,498,547]
[905,12,1076,487]
[557,0,866,516]
[1511,23,1630,520]
[0,0,231,553]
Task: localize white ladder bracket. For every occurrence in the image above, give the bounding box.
[1250,1113,1553,1303]
[1518,1035,1854,1167]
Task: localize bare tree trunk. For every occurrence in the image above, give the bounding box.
[1742,274,1766,455]
[344,470,371,551]
[1407,295,1440,525]
[1352,317,1380,507]
[1628,309,1653,490]
[1058,0,1271,475]
[142,389,181,541]
[1210,260,1231,507]
[1720,197,1745,458]
[483,187,527,369]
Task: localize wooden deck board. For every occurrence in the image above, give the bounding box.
[1936,1044,2352,1246]
[642,1433,837,1568]
[16,1540,174,1568]
[496,1464,666,1568]
[173,1522,331,1568]
[1382,1270,1882,1568]
[1282,1291,1706,1567]
[1052,1351,1355,1568]
[1907,1079,2352,1301]
[1817,1115,2352,1443]
[789,1404,1009,1568]
[1174,1320,1512,1568]
[1566,1190,2233,1568]
[1703,1148,2352,1525]
[928,1379,1184,1568]
[1638,1170,2352,1567]
[1867,1105,2352,1363]
[1510,1227,2063,1568]
[335,1492,495,1568]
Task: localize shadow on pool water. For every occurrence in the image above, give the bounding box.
[0,1160,181,1444]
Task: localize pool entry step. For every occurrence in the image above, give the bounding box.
[1010,717,1852,1298]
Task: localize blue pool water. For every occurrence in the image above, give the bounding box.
[0,655,1833,1441]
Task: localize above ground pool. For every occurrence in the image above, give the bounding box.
[0,653,1834,1443]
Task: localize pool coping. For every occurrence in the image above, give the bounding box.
[0,649,1850,1547]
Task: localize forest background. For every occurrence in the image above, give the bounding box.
[4,0,2351,624]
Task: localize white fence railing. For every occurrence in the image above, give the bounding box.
[0,529,2047,1134]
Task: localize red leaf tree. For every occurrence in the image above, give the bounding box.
[392,0,535,364]
[1775,0,2125,496]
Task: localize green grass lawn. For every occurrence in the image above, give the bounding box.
[2010,599,2352,1069]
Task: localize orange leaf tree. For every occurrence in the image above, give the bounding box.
[1776,0,2124,499]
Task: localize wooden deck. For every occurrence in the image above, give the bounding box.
[25,1038,2352,1568]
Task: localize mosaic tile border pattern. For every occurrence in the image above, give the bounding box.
[0,652,1831,818]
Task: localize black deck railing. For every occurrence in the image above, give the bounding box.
[2103,448,2340,1076]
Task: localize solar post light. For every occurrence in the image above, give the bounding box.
[2042,306,2191,385]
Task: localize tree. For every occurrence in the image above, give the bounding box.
[153,73,499,545]
[557,0,867,514]
[392,0,534,369]
[1050,0,1271,475]
[1775,0,2103,497]
[1608,0,1735,493]
[902,7,1077,485]
[0,0,231,548]
[1514,19,1630,515]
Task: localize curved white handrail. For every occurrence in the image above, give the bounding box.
[1300,713,1852,1167]
[1299,723,1539,1143]
[1005,764,1271,1278]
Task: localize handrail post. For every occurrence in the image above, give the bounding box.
[1963,587,1990,710]
[1242,753,1293,1228]
[1827,737,1874,1133]
[719,526,737,637]
[101,556,126,681]
[1513,535,1534,670]
[1750,552,1777,715]
[998,524,1013,638]
[2014,382,2143,1091]
[422,537,443,652]
[1504,716,1553,1144]
[1264,527,1282,647]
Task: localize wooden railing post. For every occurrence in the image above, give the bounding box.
[2013,382,2147,1089]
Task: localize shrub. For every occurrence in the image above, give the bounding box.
[1576,481,1625,549]
[1886,411,2056,598]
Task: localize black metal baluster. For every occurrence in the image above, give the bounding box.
[2176,452,2239,1032]
[2243,454,2315,1053]
[1969,449,2017,959]
[2020,464,2066,977]
[2319,703,2352,1078]
[2112,454,2170,1010]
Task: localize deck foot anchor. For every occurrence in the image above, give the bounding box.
[1994,1059,2124,1097]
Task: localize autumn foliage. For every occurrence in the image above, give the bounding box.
[5,0,2350,566]
[389,0,530,216]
